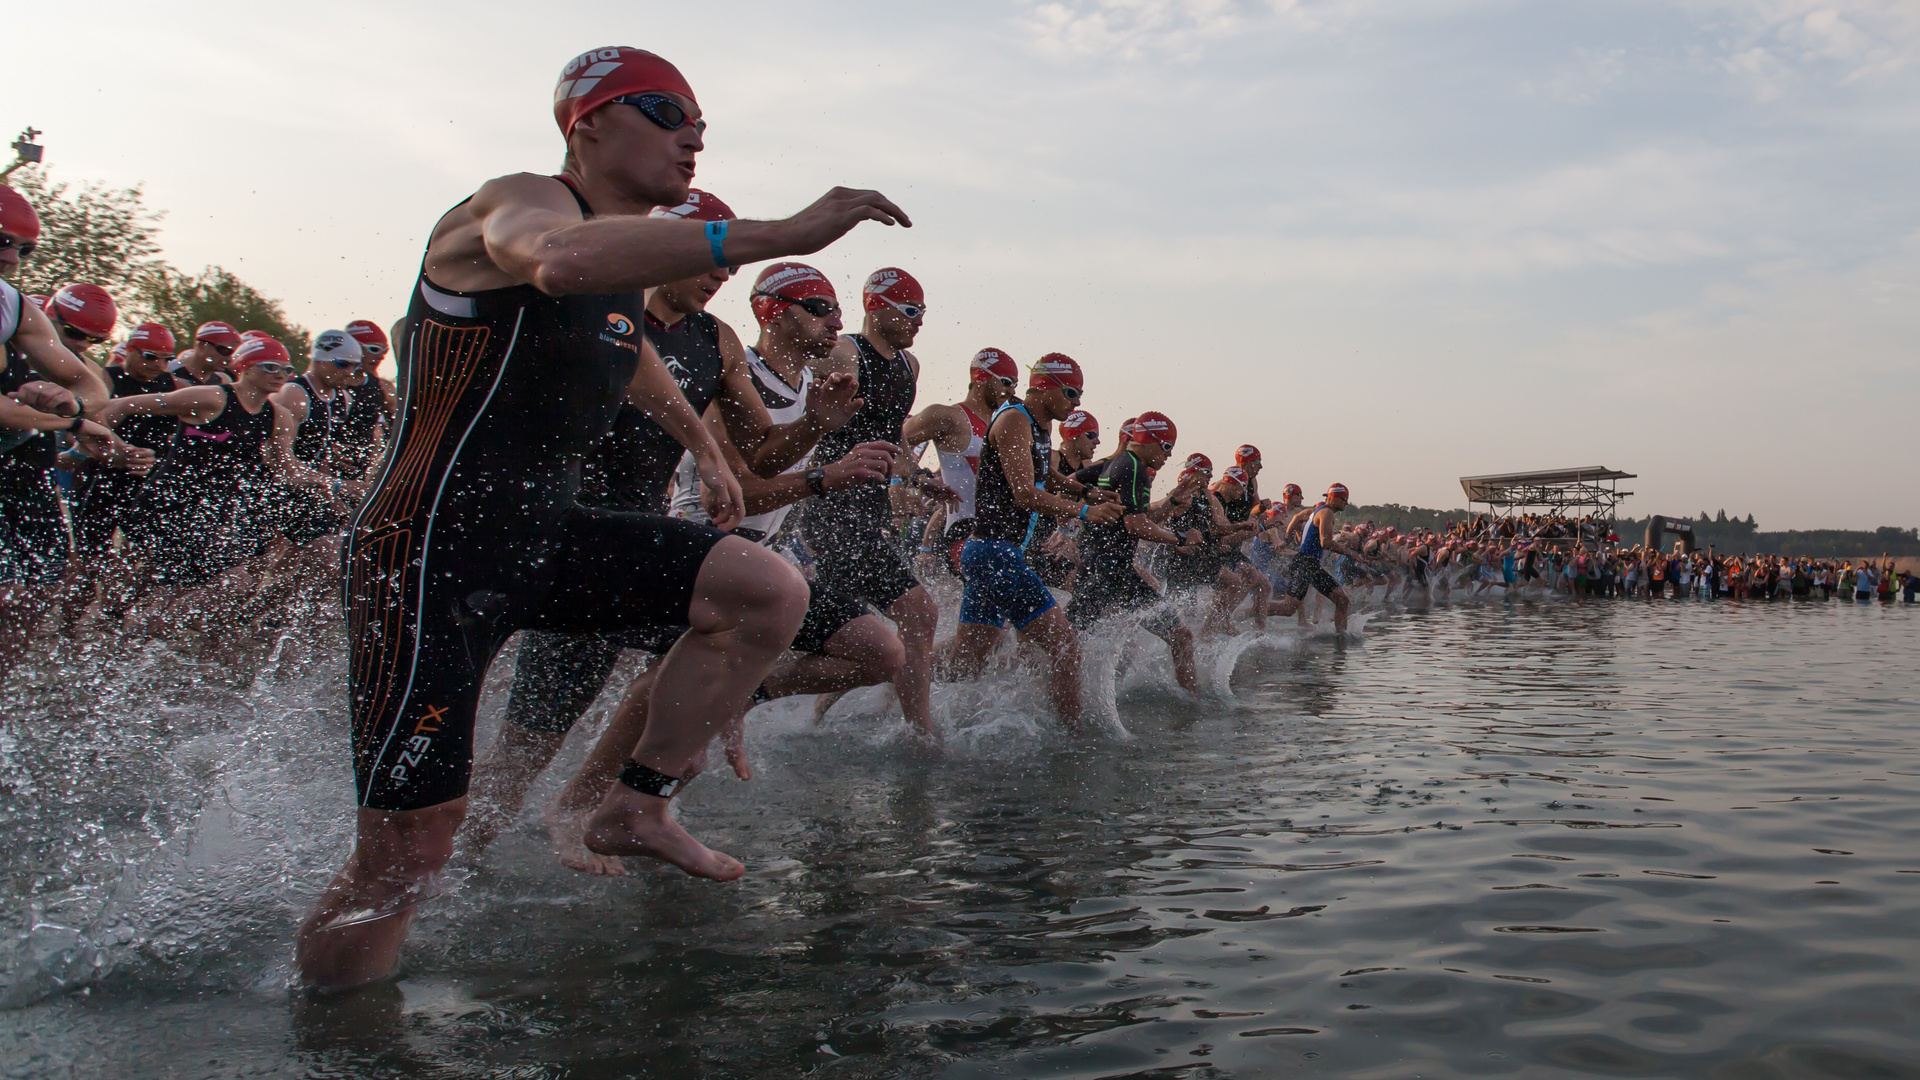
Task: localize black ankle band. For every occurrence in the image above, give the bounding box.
[618,759,686,798]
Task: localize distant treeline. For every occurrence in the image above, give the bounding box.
[1344,504,1920,558]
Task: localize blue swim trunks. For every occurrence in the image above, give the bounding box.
[959,538,1056,629]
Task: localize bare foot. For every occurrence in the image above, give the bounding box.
[544,794,626,876]
[584,789,744,881]
[811,691,844,724]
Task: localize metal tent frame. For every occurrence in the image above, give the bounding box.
[1459,466,1635,521]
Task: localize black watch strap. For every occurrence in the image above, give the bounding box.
[805,467,828,497]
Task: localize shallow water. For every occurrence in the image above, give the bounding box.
[3,596,1918,1078]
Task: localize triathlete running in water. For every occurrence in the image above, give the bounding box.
[1269,483,1359,636]
[292,45,911,990]
[903,347,1018,577]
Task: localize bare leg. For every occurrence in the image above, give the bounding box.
[1151,620,1200,694]
[547,668,660,877]
[462,724,567,855]
[1331,587,1352,635]
[0,587,51,683]
[296,800,466,991]
[885,586,941,739]
[938,621,1005,682]
[811,690,845,723]
[584,539,807,879]
[1014,608,1082,731]
[761,614,905,698]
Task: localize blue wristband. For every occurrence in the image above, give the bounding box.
[1080,504,1089,520]
[705,220,729,268]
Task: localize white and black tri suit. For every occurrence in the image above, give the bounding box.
[0,279,71,586]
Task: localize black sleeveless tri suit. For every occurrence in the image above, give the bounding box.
[800,333,920,610]
[345,178,726,811]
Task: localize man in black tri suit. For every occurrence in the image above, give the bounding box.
[294,45,911,990]
[804,267,955,739]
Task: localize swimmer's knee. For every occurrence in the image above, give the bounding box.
[891,586,938,633]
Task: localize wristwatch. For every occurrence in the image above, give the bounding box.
[805,467,828,498]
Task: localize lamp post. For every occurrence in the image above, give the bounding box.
[1,128,44,180]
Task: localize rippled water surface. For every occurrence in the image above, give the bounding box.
[4,596,1919,1078]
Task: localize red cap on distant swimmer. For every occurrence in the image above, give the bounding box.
[1131,411,1176,445]
[48,283,118,340]
[25,294,48,310]
[1222,465,1250,486]
[241,329,273,342]
[109,343,128,366]
[553,47,696,139]
[230,336,289,371]
[195,321,242,347]
[1328,483,1349,500]
[127,323,175,355]
[0,184,40,244]
[1235,444,1260,466]
[1282,483,1303,501]
[1059,410,1099,440]
[1183,452,1212,474]
[1029,352,1083,392]
[970,347,1018,384]
[650,188,736,223]
[345,320,389,355]
[751,262,835,324]
[863,267,923,314]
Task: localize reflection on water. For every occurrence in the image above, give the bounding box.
[3,598,1919,1078]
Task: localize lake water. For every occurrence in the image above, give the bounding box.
[3,594,1917,1078]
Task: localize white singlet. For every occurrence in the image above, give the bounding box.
[672,346,814,544]
[933,404,988,525]
[0,280,21,347]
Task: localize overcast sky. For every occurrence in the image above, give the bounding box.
[11,0,1918,529]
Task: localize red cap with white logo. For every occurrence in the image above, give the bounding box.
[553,47,696,138]
[1029,352,1083,392]
[650,188,736,223]
[1059,410,1099,440]
[1131,411,1176,445]
[863,267,924,314]
[751,262,836,324]
[195,321,242,347]
[969,347,1018,384]
[48,283,118,340]
[127,323,175,355]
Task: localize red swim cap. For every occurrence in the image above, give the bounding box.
[863,267,923,313]
[970,347,1018,384]
[127,323,175,355]
[1183,452,1212,474]
[1328,483,1350,500]
[1235,444,1260,465]
[1222,465,1251,486]
[48,283,118,340]
[1131,411,1176,445]
[553,47,696,139]
[650,188,736,223]
[0,184,40,243]
[241,329,273,342]
[195,321,242,347]
[25,294,47,310]
[1060,409,1099,440]
[751,262,836,324]
[231,336,290,371]
[109,343,128,366]
[1029,352,1083,392]
[345,319,389,354]
[1282,483,1303,501]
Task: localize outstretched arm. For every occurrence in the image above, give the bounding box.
[7,303,111,414]
[467,175,911,297]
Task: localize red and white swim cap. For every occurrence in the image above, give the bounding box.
[1132,411,1176,445]
[1328,483,1350,500]
[345,319,389,353]
[1060,410,1099,440]
[0,184,41,243]
[1183,452,1212,474]
[127,323,175,355]
[240,329,273,342]
[231,336,290,371]
[863,267,923,313]
[109,343,128,365]
[1282,483,1303,501]
[553,47,696,139]
[1222,465,1251,486]
[48,283,118,340]
[751,262,836,324]
[1029,352,1083,392]
[195,321,242,347]
[970,347,1018,384]
[1235,444,1260,465]
[650,188,736,223]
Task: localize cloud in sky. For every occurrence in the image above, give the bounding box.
[6,0,1916,529]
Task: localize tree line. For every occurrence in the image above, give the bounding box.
[7,167,310,359]
[1348,504,1920,558]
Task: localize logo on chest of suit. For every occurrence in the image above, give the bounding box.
[600,312,639,352]
[661,354,692,388]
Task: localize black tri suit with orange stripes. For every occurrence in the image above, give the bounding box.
[346,177,724,812]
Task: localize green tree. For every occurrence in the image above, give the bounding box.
[5,166,163,304]
[140,265,310,361]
